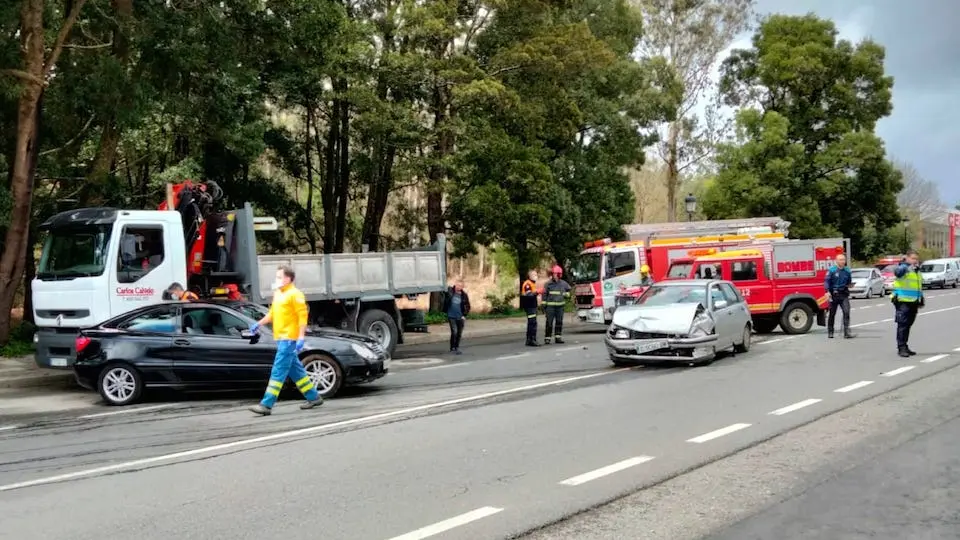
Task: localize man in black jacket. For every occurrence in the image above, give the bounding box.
[442,281,471,354]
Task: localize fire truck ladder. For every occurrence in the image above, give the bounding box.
[625,217,790,241]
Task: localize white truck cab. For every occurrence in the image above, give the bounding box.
[33,208,188,367]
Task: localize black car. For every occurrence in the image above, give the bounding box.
[73,301,390,406]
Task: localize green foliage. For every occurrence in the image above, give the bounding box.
[704,14,902,259]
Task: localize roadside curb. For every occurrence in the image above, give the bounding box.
[0,372,76,391]
[404,320,596,346]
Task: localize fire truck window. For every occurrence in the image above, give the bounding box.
[117,226,165,283]
[697,263,721,279]
[731,261,758,281]
[607,252,636,276]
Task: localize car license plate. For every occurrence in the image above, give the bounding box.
[49,357,68,367]
[635,341,667,354]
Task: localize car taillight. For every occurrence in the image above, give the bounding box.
[75,335,91,354]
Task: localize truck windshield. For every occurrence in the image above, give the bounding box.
[920,264,944,273]
[37,225,113,280]
[570,252,601,284]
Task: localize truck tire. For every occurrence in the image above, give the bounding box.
[752,318,779,334]
[358,309,399,353]
[780,302,814,334]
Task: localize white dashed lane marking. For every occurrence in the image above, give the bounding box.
[882,366,916,377]
[386,507,504,540]
[768,399,821,416]
[835,380,874,393]
[559,456,655,486]
[921,354,948,364]
[687,423,752,443]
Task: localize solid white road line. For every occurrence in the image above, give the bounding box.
[687,423,752,443]
[0,369,628,492]
[78,404,175,419]
[919,305,960,318]
[0,425,18,432]
[559,456,655,486]
[495,352,530,361]
[921,354,949,364]
[954,347,960,352]
[852,321,877,327]
[834,380,873,393]
[768,398,822,416]
[420,362,473,371]
[882,366,916,377]
[387,507,504,540]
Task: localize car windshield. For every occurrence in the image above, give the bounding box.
[570,252,601,284]
[920,264,945,273]
[636,284,706,306]
[667,262,693,278]
[37,225,113,279]
[851,270,871,278]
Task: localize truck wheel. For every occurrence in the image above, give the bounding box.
[780,302,814,334]
[358,309,399,353]
[753,319,779,334]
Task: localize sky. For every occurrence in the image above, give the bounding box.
[710,0,960,207]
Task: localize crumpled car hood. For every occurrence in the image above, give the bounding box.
[611,303,707,334]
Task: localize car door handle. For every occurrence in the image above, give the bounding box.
[174,339,191,346]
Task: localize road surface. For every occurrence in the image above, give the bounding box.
[1,291,959,540]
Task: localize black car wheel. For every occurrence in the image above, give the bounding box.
[301,354,344,398]
[780,302,815,334]
[97,363,144,406]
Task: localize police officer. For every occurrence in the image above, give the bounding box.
[542,265,571,344]
[639,264,653,286]
[824,253,855,339]
[892,250,923,357]
[520,269,540,347]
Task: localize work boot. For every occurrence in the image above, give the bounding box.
[300,397,324,410]
[898,348,911,358]
[906,348,917,356]
[249,404,272,416]
[544,338,551,345]
[526,340,539,347]
[843,329,855,339]
[555,337,565,344]
[827,330,834,339]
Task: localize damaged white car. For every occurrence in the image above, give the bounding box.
[605,280,752,367]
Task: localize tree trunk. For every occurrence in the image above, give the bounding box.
[333,78,350,253]
[0,0,45,345]
[478,246,485,279]
[22,223,37,326]
[665,121,680,222]
[322,99,340,252]
[304,103,317,254]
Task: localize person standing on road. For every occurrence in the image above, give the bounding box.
[542,265,571,345]
[520,270,540,347]
[639,264,653,286]
[443,280,471,355]
[892,250,924,357]
[825,253,855,339]
[248,265,324,416]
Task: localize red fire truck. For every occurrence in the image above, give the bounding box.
[570,217,790,325]
[662,238,849,334]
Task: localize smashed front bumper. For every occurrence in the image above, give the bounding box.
[604,334,718,364]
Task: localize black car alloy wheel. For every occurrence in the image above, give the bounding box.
[97,363,144,406]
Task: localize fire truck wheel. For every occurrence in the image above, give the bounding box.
[780,302,814,334]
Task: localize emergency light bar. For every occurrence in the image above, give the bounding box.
[583,238,612,248]
[687,248,717,256]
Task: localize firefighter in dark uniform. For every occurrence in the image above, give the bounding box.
[542,265,571,344]
[892,250,923,357]
[520,270,540,347]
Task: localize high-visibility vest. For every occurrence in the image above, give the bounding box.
[892,267,922,302]
[182,291,199,301]
[521,280,536,295]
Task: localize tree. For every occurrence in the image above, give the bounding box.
[702,14,903,259]
[0,0,88,345]
[637,0,754,221]
[894,160,944,222]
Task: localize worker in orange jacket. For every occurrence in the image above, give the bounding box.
[520,269,540,347]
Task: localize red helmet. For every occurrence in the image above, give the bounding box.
[551,265,563,277]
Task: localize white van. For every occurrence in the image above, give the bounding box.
[918,258,960,289]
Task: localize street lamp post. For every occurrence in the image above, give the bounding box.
[902,218,910,252]
[684,193,697,222]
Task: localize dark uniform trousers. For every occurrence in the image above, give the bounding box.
[524,306,538,342]
[544,306,564,342]
[827,290,851,333]
[895,302,919,349]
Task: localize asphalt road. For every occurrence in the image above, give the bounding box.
[1,290,959,540]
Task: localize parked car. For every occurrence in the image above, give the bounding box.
[73,301,390,406]
[849,267,885,298]
[878,264,898,293]
[918,258,960,289]
[604,279,752,368]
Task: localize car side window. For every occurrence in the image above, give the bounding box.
[709,285,727,308]
[181,307,248,337]
[116,225,165,284]
[719,283,742,304]
[116,306,178,333]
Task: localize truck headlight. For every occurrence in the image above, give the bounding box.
[351,343,378,360]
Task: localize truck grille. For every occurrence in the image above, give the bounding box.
[575,294,594,306]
